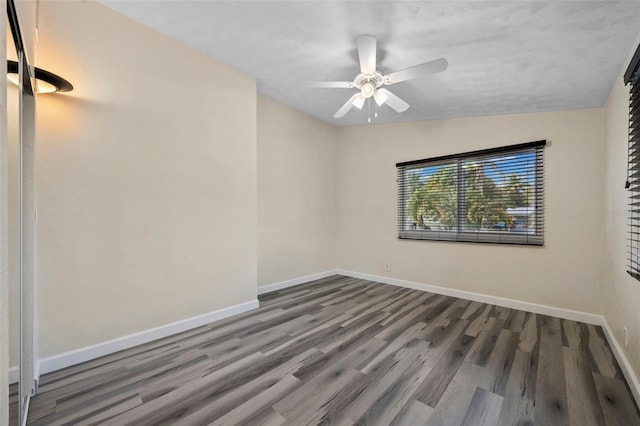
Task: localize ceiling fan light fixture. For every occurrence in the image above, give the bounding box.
[361,81,375,98]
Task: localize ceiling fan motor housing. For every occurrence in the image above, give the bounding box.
[354,72,383,98]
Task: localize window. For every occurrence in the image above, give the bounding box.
[624,44,640,281]
[397,141,545,245]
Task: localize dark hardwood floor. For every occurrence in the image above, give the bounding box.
[19,275,640,425]
[9,382,17,425]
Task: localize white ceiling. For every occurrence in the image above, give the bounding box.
[100,1,640,126]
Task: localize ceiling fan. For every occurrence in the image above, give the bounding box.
[310,35,448,119]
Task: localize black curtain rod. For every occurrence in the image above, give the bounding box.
[396,140,546,168]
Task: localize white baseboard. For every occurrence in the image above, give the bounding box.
[258,269,339,295]
[8,365,17,384]
[336,269,602,325]
[600,318,640,407]
[37,299,259,376]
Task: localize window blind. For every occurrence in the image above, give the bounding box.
[624,44,640,281]
[397,141,545,246]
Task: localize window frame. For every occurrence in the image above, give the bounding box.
[624,44,640,281]
[397,140,546,246]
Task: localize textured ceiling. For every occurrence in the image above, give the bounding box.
[100,1,640,126]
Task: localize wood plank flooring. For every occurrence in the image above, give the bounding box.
[9,382,18,425]
[21,275,640,425]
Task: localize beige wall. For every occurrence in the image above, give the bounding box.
[34,1,257,358]
[603,33,640,378]
[257,96,337,286]
[336,109,605,313]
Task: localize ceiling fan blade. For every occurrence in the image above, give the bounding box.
[352,93,365,109]
[307,81,354,89]
[373,90,388,106]
[377,88,409,113]
[357,35,377,75]
[384,58,448,85]
[333,93,361,118]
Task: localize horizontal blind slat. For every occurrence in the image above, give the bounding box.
[628,76,640,282]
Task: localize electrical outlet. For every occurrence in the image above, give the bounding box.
[385,264,391,272]
[624,326,629,347]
